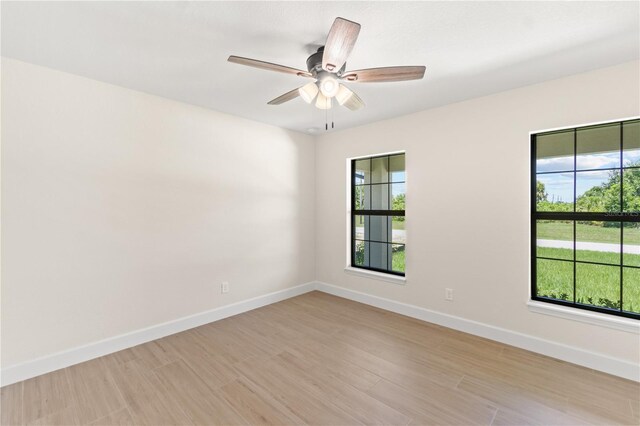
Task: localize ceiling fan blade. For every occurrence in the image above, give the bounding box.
[267,87,301,105]
[322,17,361,72]
[343,90,365,111]
[342,66,426,83]
[228,56,313,78]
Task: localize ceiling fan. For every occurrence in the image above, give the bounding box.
[228,17,426,111]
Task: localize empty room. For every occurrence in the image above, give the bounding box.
[1,1,639,425]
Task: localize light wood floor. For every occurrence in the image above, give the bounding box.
[1,291,639,426]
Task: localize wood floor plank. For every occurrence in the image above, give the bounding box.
[87,407,135,426]
[368,378,497,425]
[1,382,23,426]
[129,339,181,369]
[490,408,538,426]
[193,325,264,365]
[161,330,239,389]
[457,374,584,425]
[22,369,74,424]
[304,330,464,390]
[152,360,246,425]
[219,379,302,425]
[104,358,193,426]
[501,346,639,404]
[331,324,465,387]
[276,351,411,425]
[235,355,362,425]
[26,405,80,426]
[65,358,126,424]
[284,339,382,392]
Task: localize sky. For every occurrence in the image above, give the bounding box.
[537,149,640,202]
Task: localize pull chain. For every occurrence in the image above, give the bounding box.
[325,102,328,131]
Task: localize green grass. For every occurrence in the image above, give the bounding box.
[537,221,640,244]
[537,247,640,266]
[392,219,405,231]
[536,247,640,313]
[353,243,405,273]
[392,246,405,272]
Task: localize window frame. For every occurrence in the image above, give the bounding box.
[531,118,640,320]
[350,153,406,277]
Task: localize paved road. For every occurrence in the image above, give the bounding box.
[538,239,640,255]
[355,227,406,244]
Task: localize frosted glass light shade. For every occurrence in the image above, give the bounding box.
[315,92,332,110]
[335,84,354,105]
[298,82,319,103]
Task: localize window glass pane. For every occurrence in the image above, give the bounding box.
[536,173,574,211]
[623,120,640,167]
[354,240,369,267]
[355,159,370,184]
[536,259,573,302]
[371,184,389,210]
[576,170,621,212]
[576,124,620,171]
[389,155,405,182]
[391,244,405,273]
[369,242,387,270]
[576,263,620,310]
[371,157,389,184]
[354,215,368,241]
[391,183,405,211]
[576,221,620,265]
[623,268,640,314]
[533,120,639,318]
[352,153,405,276]
[536,131,574,173]
[623,168,640,212]
[623,223,640,267]
[390,216,406,244]
[369,215,387,242]
[354,185,370,210]
[536,220,573,260]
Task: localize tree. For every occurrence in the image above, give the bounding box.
[536,181,548,203]
[575,160,640,213]
[392,193,405,211]
[623,167,640,212]
[538,160,640,215]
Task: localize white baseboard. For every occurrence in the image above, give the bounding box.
[315,281,640,382]
[4,280,637,386]
[0,282,316,387]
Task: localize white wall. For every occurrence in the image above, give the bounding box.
[315,61,640,365]
[2,57,639,378]
[1,58,316,367]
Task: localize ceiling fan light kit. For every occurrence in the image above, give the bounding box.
[228,17,426,126]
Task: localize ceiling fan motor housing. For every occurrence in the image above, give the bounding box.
[306,47,346,76]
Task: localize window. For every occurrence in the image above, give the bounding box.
[351,153,405,276]
[532,118,640,319]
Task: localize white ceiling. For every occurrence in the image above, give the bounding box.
[2,1,639,134]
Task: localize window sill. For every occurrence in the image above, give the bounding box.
[344,267,406,285]
[527,300,639,334]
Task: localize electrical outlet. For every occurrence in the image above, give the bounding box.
[445,288,454,301]
[221,281,229,294]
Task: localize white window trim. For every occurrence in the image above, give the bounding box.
[344,266,407,285]
[346,150,407,283]
[529,117,640,329]
[527,300,640,334]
